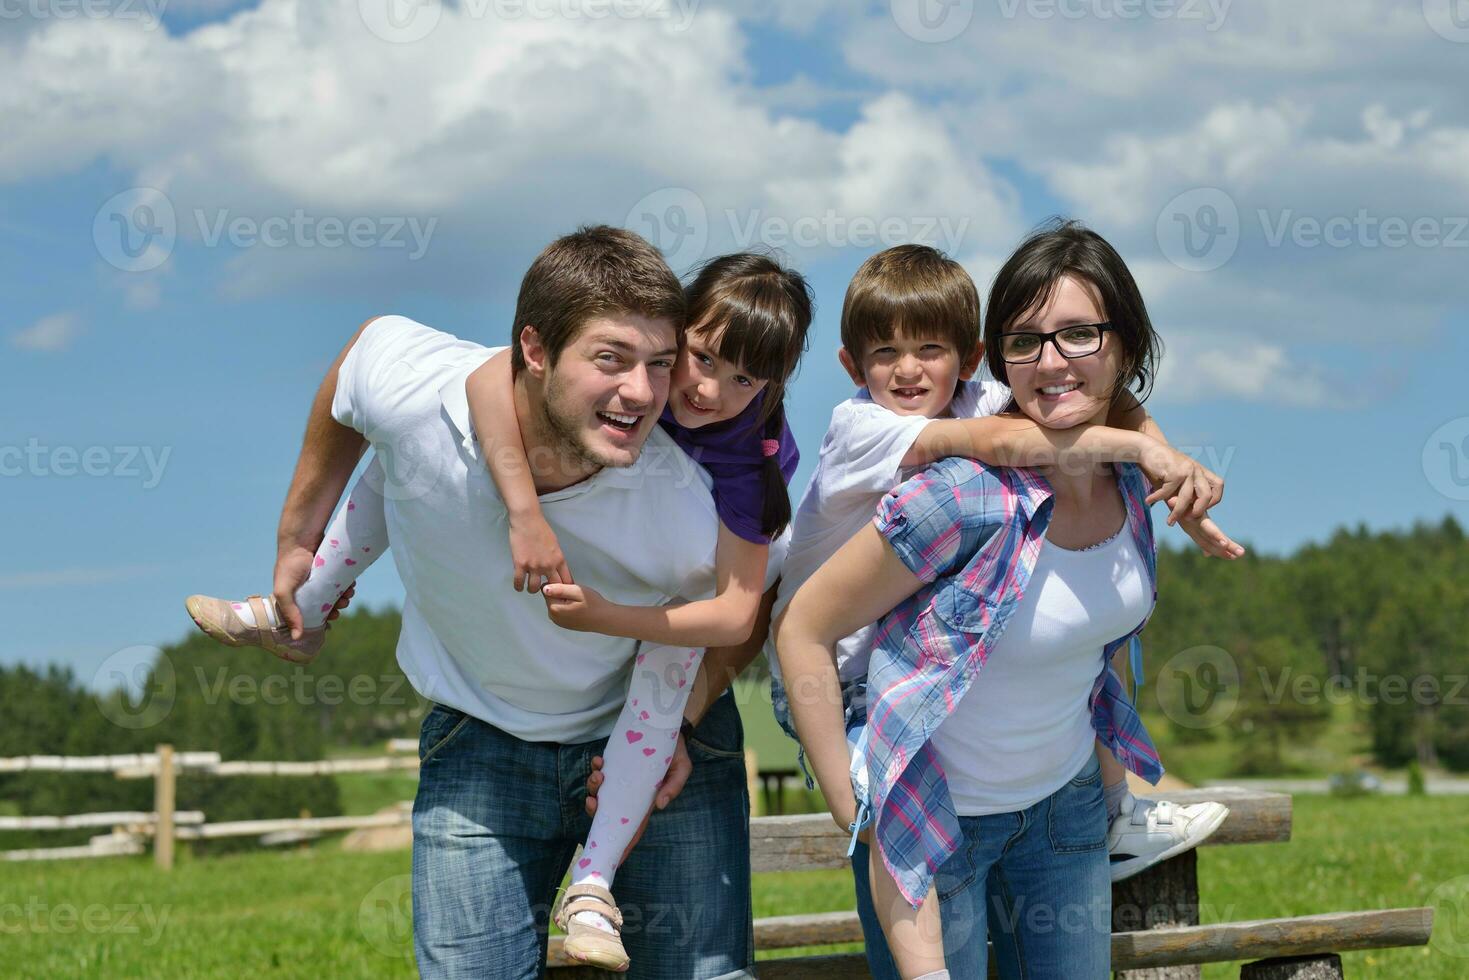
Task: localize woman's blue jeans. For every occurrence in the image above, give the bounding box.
[856,752,1111,979]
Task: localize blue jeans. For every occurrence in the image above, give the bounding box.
[411,689,755,980]
[935,753,1112,978]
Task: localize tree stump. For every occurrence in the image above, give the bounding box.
[1112,850,1200,979]
[1240,953,1345,979]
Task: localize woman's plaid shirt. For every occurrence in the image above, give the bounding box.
[863,456,1165,907]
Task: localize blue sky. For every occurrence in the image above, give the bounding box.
[3,0,1467,687]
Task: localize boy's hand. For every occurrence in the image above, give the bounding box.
[1177,515,1247,560]
[508,515,573,593]
[542,583,612,633]
[1138,442,1223,525]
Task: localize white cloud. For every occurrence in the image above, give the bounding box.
[9,312,81,352]
[0,1,1018,299]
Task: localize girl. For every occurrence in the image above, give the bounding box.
[185,251,814,972]
[776,221,1228,980]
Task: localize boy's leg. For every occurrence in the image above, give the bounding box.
[867,844,946,978]
[608,689,755,980]
[412,703,578,980]
[1097,739,1131,819]
[851,839,904,980]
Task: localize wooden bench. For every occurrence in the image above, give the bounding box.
[547,788,1434,977]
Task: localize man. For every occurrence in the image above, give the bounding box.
[270,226,768,979]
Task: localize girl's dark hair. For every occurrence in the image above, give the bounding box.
[985,218,1162,404]
[684,252,814,538]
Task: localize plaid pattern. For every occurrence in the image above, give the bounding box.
[863,456,1164,907]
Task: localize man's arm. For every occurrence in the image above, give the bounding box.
[272,318,376,637]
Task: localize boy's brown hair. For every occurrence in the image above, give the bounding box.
[510,225,687,376]
[839,244,981,361]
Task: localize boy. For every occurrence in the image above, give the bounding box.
[766,244,1237,979]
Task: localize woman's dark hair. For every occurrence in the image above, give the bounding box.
[985,218,1162,404]
[684,251,814,538]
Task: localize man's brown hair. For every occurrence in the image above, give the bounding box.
[510,225,687,375]
[839,244,980,361]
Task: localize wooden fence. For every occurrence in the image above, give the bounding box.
[0,743,418,868]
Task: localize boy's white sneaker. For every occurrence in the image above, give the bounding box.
[1108,795,1230,882]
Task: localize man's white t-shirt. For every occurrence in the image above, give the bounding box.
[768,370,1012,688]
[332,316,724,744]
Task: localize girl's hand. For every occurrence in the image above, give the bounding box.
[508,514,573,593]
[542,583,613,633]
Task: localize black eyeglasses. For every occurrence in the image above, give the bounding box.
[997,323,1113,364]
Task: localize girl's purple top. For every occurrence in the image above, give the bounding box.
[658,390,800,544]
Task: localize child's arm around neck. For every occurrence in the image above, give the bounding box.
[466,348,574,590]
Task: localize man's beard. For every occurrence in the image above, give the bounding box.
[537,368,641,470]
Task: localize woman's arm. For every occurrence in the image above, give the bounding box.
[774,524,927,832]
[465,349,572,590]
[543,524,767,648]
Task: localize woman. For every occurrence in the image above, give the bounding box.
[776,220,1206,978]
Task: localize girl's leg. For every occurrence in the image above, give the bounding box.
[571,643,702,926]
[235,456,390,630]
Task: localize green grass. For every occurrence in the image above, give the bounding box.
[3,794,1464,977]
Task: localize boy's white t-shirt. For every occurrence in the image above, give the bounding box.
[769,369,1012,688]
[332,316,724,744]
